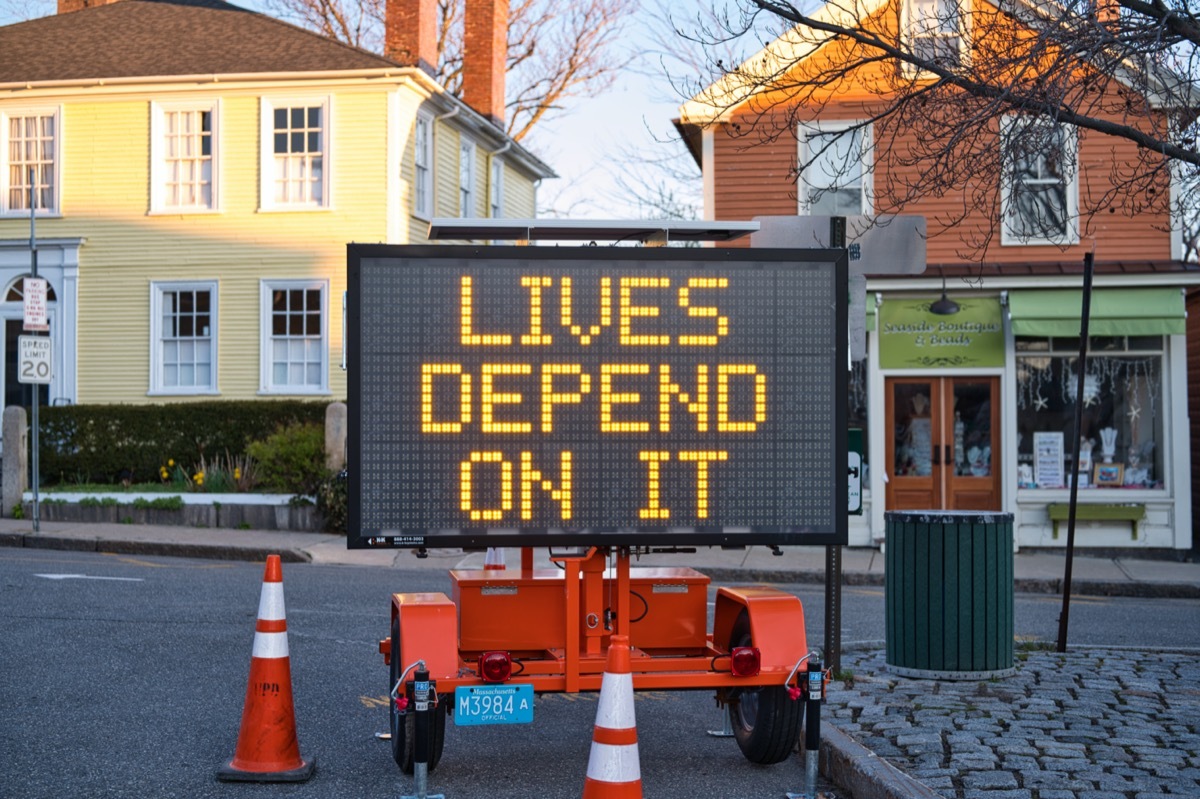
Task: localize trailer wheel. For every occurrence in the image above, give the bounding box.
[389,617,446,774]
[727,610,804,765]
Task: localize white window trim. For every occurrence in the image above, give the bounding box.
[459,135,476,218]
[150,99,221,215]
[259,96,332,212]
[1000,115,1080,246]
[0,105,62,217]
[413,111,434,220]
[796,120,873,216]
[259,279,330,395]
[149,280,219,396]
[900,0,969,72]
[489,156,504,218]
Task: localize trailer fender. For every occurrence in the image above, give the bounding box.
[713,586,808,671]
[381,592,459,681]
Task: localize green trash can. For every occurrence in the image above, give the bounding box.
[885,511,1015,679]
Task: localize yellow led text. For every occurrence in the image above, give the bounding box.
[460,451,573,521]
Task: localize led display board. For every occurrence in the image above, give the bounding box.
[347,245,847,549]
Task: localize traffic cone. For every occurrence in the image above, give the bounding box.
[217,555,315,782]
[583,634,642,798]
[484,546,506,570]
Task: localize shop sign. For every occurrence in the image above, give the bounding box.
[878,297,1004,368]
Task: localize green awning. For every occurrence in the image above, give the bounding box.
[866,301,876,332]
[1008,287,1186,337]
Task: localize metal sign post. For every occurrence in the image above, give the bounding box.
[27,170,40,532]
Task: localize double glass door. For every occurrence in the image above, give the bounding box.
[885,376,1000,511]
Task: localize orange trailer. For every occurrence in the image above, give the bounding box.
[381,546,811,772]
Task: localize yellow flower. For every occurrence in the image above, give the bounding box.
[168,459,175,467]
[234,467,242,480]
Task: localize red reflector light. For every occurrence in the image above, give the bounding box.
[478,651,512,683]
[730,646,761,678]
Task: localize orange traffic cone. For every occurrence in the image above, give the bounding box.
[484,546,506,570]
[217,555,315,782]
[583,634,642,798]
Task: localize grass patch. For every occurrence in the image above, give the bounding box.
[132,496,184,511]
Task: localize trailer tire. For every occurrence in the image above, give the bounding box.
[728,610,804,765]
[389,617,446,774]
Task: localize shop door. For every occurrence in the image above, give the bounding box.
[885,376,1000,511]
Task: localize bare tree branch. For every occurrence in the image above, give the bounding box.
[265,0,635,142]
[675,0,1200,260]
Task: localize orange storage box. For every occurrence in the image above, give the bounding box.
[451,567,710,653]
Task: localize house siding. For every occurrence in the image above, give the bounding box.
[711,106,1173,262]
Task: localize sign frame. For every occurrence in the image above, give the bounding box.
[18,335,52,384]
[347,244,848,550]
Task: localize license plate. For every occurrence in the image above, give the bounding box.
[454,684,534,726]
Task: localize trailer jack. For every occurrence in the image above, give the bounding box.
[401,663,445,799]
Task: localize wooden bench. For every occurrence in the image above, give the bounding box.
[1047,502,1145,541]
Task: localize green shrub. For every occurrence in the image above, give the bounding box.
[34,401,329,487]
[316,469,348,535]
[246,423,328,495]
[132,496,184,511]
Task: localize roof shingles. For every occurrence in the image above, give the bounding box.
[0,0,398,84]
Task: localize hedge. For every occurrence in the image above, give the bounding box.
[31,401,332,486]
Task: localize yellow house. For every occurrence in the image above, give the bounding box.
[0,0,554,407]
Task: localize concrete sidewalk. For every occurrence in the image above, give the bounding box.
[1,516,1197,598]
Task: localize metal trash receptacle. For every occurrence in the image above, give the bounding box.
[885,511,1015,679]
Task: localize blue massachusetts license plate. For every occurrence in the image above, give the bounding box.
[454,684,534,726]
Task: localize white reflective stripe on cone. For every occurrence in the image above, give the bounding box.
[586,742,641,782]
[252,631,290,659]
[257,582,286,621]
[595,672,635,728]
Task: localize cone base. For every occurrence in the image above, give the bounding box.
[217,755,315,783]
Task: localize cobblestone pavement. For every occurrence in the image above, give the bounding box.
[825,647,1200,799]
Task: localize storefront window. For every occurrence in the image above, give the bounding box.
[1015,336,1163,489]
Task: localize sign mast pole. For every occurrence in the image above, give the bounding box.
[28,169,39,533]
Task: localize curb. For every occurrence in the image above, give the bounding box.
[698,567,1200,600]
[820,723,942,799]
[1,533,312,564]
[2,535,1197,598]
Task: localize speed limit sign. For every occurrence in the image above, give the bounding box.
[18,335,52,384]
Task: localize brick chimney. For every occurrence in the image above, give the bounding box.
[386,0,438,75]
[58,0,119,13]
[462,0,508,127]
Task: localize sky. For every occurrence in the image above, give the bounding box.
[0,0,718,221]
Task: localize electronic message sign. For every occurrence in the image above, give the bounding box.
[347,245,847,549]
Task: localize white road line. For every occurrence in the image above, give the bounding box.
[34,573,144,582]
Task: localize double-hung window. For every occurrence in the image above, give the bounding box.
[261,98,330,209]
[1001,115,1078,245]
[797,121,871,216]
[151,101,218,212]
[413,113,433,218]
[905,0,964,68]
[261,279,328,394]
[459,137,475,217]
[2,107,59,215]
[151,282,218,394]
[490,157,504,218]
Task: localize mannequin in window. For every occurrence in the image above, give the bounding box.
[898,392,933,476]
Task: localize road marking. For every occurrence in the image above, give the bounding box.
[35,573,144,582]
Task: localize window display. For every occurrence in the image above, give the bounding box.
[1015,336,1163,489]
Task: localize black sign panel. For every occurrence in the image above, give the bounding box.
[347,245,847,549]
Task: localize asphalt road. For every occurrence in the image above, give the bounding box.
[1,548,1196,799]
